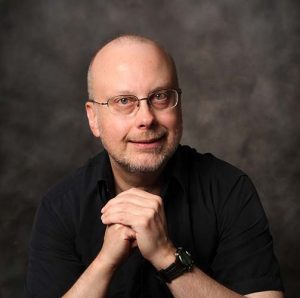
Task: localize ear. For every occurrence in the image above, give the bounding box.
[85,101,101,137]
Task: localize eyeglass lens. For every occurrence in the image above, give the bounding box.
[108,89,178,115]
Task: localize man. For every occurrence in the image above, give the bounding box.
[25,35,284,297]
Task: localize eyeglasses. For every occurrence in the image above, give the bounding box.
[88,88,181,115]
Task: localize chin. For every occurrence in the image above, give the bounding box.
[126,162,164,173]
[107,138,181,174]
[113,151,171,174]
[124,156,166,173]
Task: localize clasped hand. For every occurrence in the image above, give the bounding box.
[100,188,175,270]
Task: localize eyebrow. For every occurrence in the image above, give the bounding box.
[112,86,175,96]
[150,86,174,93]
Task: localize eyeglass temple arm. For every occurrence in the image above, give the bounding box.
[88,99,108,106]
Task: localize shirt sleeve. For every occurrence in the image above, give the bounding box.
[211,175,284,294]
[24,194,84,298]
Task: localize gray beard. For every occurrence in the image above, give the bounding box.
[100,125,182,174]
[109,144,179,174]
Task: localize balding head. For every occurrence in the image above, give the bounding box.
[87,35,179,100]
[85,34,182,174]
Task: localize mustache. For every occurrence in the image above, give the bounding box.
[126,130,167,142]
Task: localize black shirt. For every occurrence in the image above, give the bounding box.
[25,145,284,297]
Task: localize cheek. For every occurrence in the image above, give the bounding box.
[160,111,182,132]
[98,115,131,142]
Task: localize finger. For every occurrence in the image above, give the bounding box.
[122,188,163,205]
[122,226,136,241]
[102,207,145,225]
[101,204,156,226]
[102,200,158,219]
[101,192,162,213]
[107,224,136,240]
[102,197,166,231]
[131,240,138,248]
[124,187,160,198]
[101,207,157,227]
[101,194,151,212]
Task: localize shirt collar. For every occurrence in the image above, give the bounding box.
[163,145,188,191]
[91,150,115,197]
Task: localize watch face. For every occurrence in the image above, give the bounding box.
[178,249,193,267]
[158,248,194,283]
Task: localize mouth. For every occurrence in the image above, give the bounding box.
[129,133,165,143]
[131,137,162,143]
[128,135,165,149]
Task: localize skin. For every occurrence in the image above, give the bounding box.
[63,36,283,298]
[86,39,182,178]
[101,188,175,268]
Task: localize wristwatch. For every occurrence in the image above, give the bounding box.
[158,247,194,283]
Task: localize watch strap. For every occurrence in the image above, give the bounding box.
[158,262,186,283]
[157,247,193,283]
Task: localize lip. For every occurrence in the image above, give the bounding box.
[131,138,160,143]
[128,136,165,149]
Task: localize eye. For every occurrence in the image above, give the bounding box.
[150,89,177,110]
[110,96,137,114]
[112,96,137,106]
[117,97,130,105]
[153,91,168,100]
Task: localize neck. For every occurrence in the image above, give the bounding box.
[109,159,164,196]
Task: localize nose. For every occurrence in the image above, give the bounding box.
[135,98,156,129]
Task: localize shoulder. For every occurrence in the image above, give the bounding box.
[176,144,246,181]
[33,151,107,237]
[39,151,106,218]
[175,145,257,207]
[48,152,104,193]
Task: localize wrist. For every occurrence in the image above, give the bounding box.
[157,247,194,283]
[95,252,120,275]
[150,245,177,270]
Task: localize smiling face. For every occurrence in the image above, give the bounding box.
[86,39,182,174]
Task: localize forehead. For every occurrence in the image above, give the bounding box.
[90,41,176,95]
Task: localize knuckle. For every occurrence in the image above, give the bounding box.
[151,196,162,212]
[152,200,160,210]
[140,217,150,228]
[141,209,157,227]
[147,208,156,218]
[110,211,125,224]
[154,195,162,205]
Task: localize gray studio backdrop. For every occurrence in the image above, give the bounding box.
[0,0,299,297]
